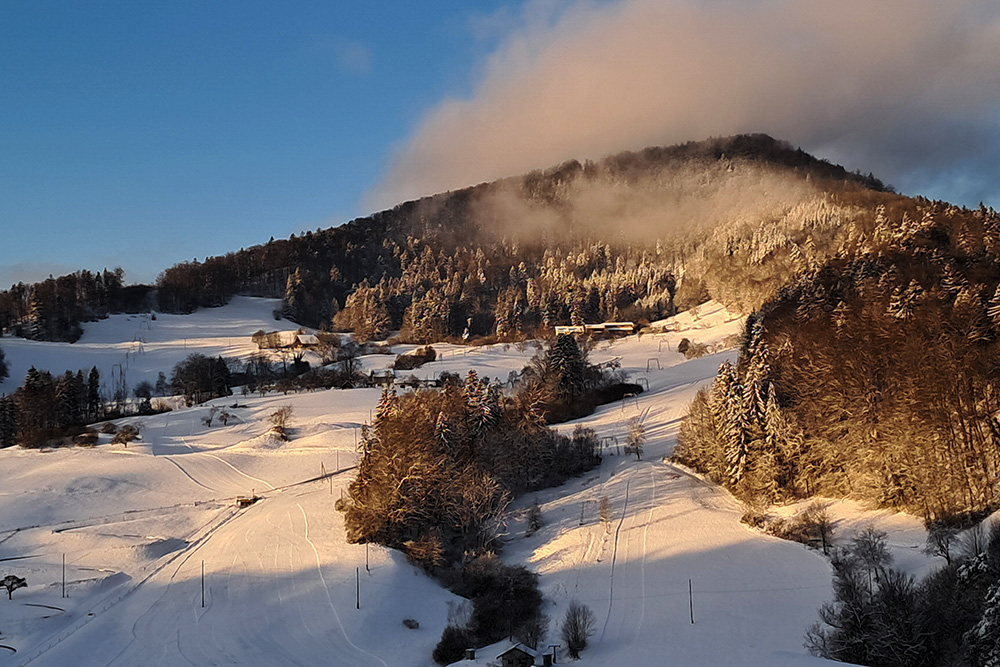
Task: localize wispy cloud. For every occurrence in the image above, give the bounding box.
[368,0,1000,210]
[333,39,372,76]
[307,37,373,76]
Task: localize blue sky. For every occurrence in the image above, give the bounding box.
[3,1,999,288]
[1,1,512,285]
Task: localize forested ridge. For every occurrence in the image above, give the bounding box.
[676,198,1000,520]
[0,134,895,343]
[669,197,1000,667]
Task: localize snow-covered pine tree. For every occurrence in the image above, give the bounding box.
[549,334,586,399]
[726,320,771,489]
[374,386,397,424]
[434,410,451,448]
[708,360,741,484]
[757,383,789,501]
[282,268,304,322]
[0,396,17,448]
[987,284,1000,328]
[967,582,1000,667]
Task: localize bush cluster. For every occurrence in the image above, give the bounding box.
[433,556,543,664]
[808,521,1000,666]
[392,345,437,370]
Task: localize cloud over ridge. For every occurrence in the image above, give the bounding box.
[368,0,1000,210]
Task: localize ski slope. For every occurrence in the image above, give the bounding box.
[0,298,933,666]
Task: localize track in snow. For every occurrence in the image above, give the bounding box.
[25,482,387,667]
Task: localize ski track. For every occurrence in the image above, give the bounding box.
[595,463,660,660]
[296,502,389,667]
[637,466,654,641]
[163,456,217,493]
[599,476,630,645]
[22,502,241,667]
[22,448,288,667]
[199,452,276,491]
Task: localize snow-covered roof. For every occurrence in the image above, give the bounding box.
[497,642,541,659]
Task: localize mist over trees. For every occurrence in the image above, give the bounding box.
[146,135,894,341]
[0,135,899,347]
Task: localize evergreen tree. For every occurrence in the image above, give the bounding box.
[282,268,305,323]
[154,371,168,397]
[435,410,451,448]
[967,582,1000,667]
[0,396,18,448]
[374,386,398,424]
[549,335,586,400]
[55,371,80,428]
[87,366,101,421]
[15,367,56,444]
[987,285,1000,329]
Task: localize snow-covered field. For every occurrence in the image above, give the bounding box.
[0,298,935,666]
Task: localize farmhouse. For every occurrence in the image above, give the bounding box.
[553,321,636,336]
[251,330,320,350]
[496,643,555,667]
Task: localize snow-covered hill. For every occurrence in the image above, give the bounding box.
[0,298,933,666]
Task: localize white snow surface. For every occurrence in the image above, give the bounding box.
[0,297,932,666]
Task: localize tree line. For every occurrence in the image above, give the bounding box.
[156,135,894,342]
[0,366,102,448]
[0,268,151,342]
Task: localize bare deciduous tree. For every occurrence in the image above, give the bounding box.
[626,415,646,460]
[270,405,293,440]
[2,575,26,600]
[600,496,612,533]
[561,599,595,659]
[923,521,959,565]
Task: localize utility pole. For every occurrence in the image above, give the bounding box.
[689,579,694,624]
[202,560,205,608]
[62,554,65,598]
[356,567,360,610]
[366,543,370,573]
